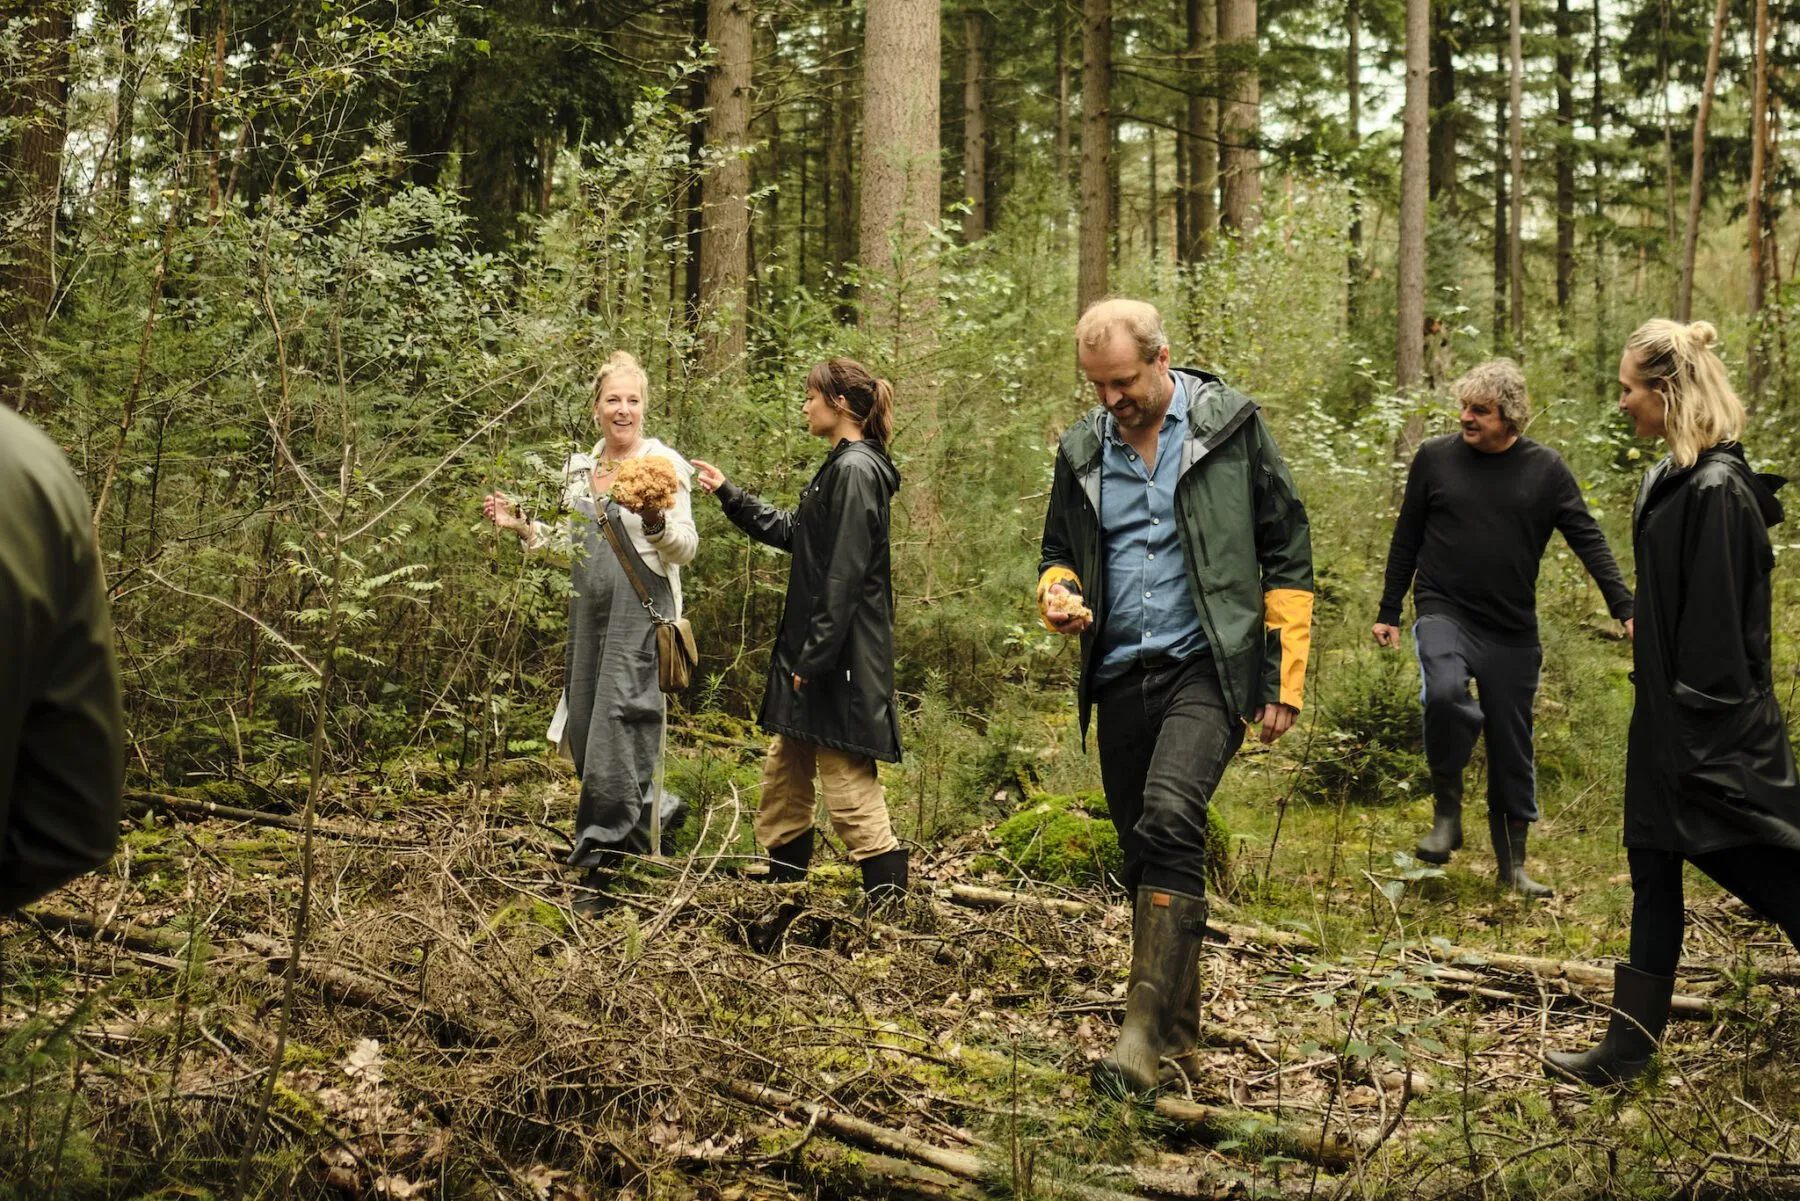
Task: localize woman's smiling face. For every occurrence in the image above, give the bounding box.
[595,376,645,450]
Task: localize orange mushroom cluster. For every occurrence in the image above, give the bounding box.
[611,456,680,512]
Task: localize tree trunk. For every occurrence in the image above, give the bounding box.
[1078,0,1112,312]
[1148,128,1160,263]
[110,0,138,204]
[1658,0,1675,244]
[1427,0,1456,205]
[699,0,754,374]
[1746,0,1770,397]
[961,8,987,241]
[1175,122,1190,262]
[1590,0,1609,401]
[1194,0,1219,250]
[0,0,71,412]
[1396,0,1428,391]
[1056,6,1071,224]
[1554,0,1574,327]
[824,0,857,320]
[1346,0,1362,324]
[1492,43,1508,353]
[1508,0,1524,352]
[1217,0,1259,232]
[683,0,707,335]
[1179,0,1216,262]
[1675,0,1729,323]
[860,0,941,341]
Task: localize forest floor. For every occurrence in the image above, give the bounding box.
[5,724,1800,1201]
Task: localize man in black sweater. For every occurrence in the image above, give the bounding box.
[1374,360,1633,896]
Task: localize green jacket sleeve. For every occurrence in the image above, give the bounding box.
[1249,414,1315,712]
[0,410,125,912]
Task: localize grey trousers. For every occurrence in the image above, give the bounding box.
[1413,613,1542,822]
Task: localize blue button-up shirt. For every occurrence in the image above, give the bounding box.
[1095,374,1209,684]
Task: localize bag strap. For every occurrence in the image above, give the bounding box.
[596,503,670,624]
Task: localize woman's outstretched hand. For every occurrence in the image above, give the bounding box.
[690,459,726,494]
[483,491,529,538]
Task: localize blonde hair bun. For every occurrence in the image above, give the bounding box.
[1685,321,1719,352]
[605,350,643,372]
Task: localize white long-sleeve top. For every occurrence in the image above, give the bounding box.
[526,436,698,617]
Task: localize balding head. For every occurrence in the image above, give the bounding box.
[1075,298,1175,435]
[1076,298,1169,364]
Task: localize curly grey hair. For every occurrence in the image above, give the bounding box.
[1451,358,1529,433]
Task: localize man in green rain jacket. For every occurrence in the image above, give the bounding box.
[1,405,124,911]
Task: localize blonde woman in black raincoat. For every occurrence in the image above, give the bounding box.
[1545,320,1800,1086]
[691,359,907,903]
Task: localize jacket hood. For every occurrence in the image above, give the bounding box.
[835,438,902,496]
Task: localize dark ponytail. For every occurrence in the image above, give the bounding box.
[805,358,894,447]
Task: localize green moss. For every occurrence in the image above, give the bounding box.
[984,791,1233,892]
[990,792,1121,887]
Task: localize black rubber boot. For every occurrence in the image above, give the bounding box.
[764,829,814,883]
[858,847,908,905]
[1415,773,1464,864]
[1092,886,1209,1096]
[1543,963,1675,1085]
[1491,813,1554,897]
[571,855,622,918]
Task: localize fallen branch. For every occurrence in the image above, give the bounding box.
[18,908,497,1047]
[938,883,1093,918]
[720,1079,1181,1201]
[1153,1096,1362,1170]
[124,789,425,847]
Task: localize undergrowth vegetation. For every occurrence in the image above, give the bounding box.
[7,47,1800,1201]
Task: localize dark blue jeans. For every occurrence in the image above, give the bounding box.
[1414,614,1542,822]
[1096,655,1244,899]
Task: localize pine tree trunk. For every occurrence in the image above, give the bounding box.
[1178,0,1215,262]
[1658,0,1675,244]
[1194,0,1218,248]
[699,0,753,373]
[1675,0,1729,323]
[824,0,857,320]
[1148,128,1160,263]
[1492,43,1508,353]
[1427,0,1456,205]
[1508,0,1524,352]
[1217,0,1259,232]
[1078,0,1112,312]
[0,0,71,412]
[1554,0,1574,327]
[683,0,707,334]
[1590,0,1609,401]
[1175,123,1190,261]
[1396,0,1428,392]
[111,0,138,204]
[861,0,941,340]
[962,8,987,241]
[1746,0,1770,397]
[1346,0,1362,325]
[1056,8,1071,225]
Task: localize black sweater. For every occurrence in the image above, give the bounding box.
[1376,434,1634,642]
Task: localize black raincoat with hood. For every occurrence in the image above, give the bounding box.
[1624,442,1800,855]
[716,439,904,762]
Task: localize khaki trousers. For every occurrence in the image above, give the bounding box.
[755,735,899,862]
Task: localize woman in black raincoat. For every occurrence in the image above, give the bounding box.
[1545,319,1800,1086]
[691,359,908,901]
